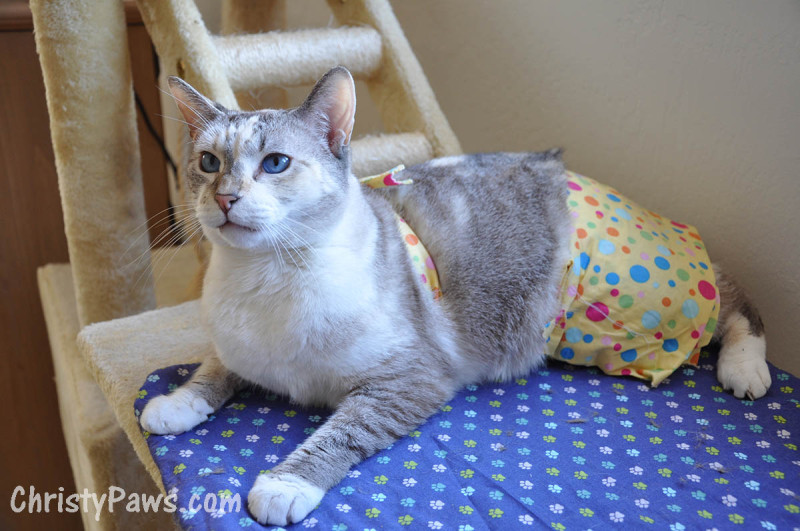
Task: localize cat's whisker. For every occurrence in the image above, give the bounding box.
[121,204,196,260]
[150,223,206,290]
[133,221,204,294]
[123,218,198,271]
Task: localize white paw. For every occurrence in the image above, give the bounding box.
[717,335,771,400]
[248,473,325,526]
[140,388,214,435]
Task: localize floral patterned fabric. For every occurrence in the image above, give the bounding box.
[135,350,800,530]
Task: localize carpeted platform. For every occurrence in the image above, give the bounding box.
[135,351,799,530]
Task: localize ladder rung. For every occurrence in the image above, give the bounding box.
[350,132,433,177]
[214,27,383,91]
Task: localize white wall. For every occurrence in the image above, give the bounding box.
[388,0,800,374]
[200,1,800,374]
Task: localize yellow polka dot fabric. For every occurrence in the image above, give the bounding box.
[543,172,720,386]
[360,166,442,300]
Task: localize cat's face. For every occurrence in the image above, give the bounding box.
[170,67,357,251]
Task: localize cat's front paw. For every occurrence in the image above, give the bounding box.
[140,388,214,435]
[248,473,324,526]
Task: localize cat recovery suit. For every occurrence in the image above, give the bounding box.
[364,167,720,386]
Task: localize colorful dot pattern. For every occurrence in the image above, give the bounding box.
[359,165,441,300]
[544,172,720,386]
[136,352,800,530]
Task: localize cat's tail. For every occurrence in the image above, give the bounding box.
[711,264,770,399]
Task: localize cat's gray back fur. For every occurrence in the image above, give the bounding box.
[372,150,572,381]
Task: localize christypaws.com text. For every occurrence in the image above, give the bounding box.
[10,486,242,521]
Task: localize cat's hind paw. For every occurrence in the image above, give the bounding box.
[248,473,324,526]
[717,334,771,400]
[139,388,214,435]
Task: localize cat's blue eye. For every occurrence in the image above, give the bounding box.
[200,152,220,173]
[262,153,291,174]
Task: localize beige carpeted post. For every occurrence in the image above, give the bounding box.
[31,0,156,327]
[327,0,462,157]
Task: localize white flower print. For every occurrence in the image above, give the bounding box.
[637,384,649,392]
[432,464,447,473]
[517,405,530,413]
[301,517,318,528]
[602,476,616,487]
[756,440,771,449]
[228,477,241,487]
[336,504,351,513]
[493,388,505,396]
[429,500,445,510]
[670,415,683,423]
[516,431,530,439]
[519,514,535,525]
[179,449,193,458]
[686,474,701,483]
[428,521,444,529]
[780,488,796,497]
[567,411,582,419]
[609,511,625,523]
[520,480,534,490]
[777,429,791,439]
[408,444,422,452]
[589,379,600,386]
[519,462,532,470]
[437,434,451,442]
[591,402,603,410]
[490,414,503,421]
[666,401,678,409]
[767,402,781,410]
[596,429,610,438]
[257,407,270,414]
[245,435,259,443]
[634,498,649,509]
[264,454,279,463]
[722,495,737,507]
[347,470,361,479]
[629,466,644,475]
[402,478,417,487]
[276,423,290,432]
[549,503,564,514]
[195,428,209,436]
[564,386,576,394]
[676,443,690,450]
[744,412,758,420]
[599,446,613,455]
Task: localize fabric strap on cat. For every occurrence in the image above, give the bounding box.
[360,165,442,301]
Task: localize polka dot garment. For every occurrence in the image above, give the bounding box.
[359,165,441,300]
[544,172,719,386]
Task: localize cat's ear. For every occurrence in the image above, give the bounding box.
[167,77,224,141]
[297,66,356,158]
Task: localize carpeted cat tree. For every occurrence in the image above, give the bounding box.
[32,0,460,529]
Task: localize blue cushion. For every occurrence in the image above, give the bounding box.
[135,351,800,530]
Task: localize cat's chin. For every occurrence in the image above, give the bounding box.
[213,221,263,249]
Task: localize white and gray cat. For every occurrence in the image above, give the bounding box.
[140,67,770,525]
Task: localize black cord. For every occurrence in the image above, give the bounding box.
[134,89,178,176]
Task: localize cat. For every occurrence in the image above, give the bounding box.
[140,66,770,525]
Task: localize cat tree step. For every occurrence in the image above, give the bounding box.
[350,132,434,177]
[214,26,383,92]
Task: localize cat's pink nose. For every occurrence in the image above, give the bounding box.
[215,194,239,214]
